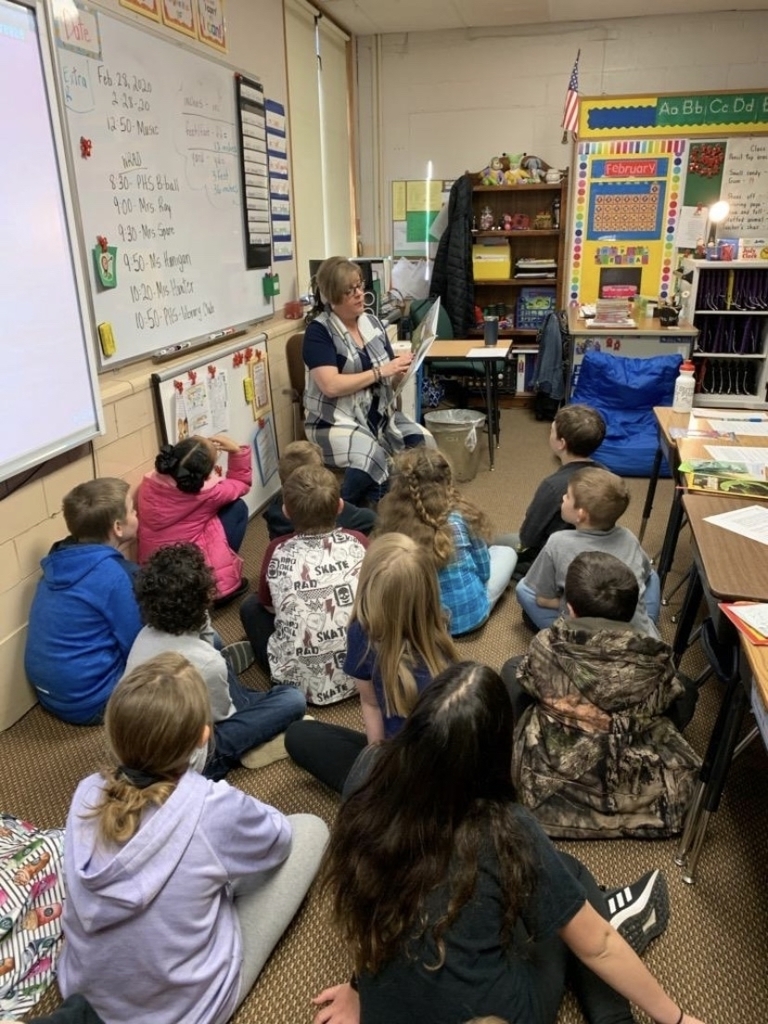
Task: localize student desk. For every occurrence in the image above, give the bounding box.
[565,311,697,399]
[638,405,689,549]
[644,411,768,597]
[672,493,768,882]
[425,341,507,470]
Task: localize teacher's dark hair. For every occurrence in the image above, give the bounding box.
[320,661,536,975]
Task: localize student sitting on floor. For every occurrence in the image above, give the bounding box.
[506,404,605,577]
[262,440,376,540]
[285,533,458,794]
[313,662,706,1024]
[515,467,661,637]
[137,433,251,605]
[240,465,367,705]
[504,551,701,839]
[25,478,142,725]
[58,652,328,1024]
[374,448,517,636]
[128,543,305,779]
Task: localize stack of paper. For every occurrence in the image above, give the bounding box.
[587,298,636,329]
[720,602,768,646]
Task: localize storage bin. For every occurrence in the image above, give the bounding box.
[424,409,486,482]
[472,244,511,281]
[515,288,556,329]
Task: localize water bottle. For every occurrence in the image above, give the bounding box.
[672,360,696,413]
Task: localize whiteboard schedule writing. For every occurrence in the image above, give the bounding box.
[54,5,273,367]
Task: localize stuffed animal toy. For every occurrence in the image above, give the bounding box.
[501,152,530,184]
[520,153,552,182]
[469,154,511,186]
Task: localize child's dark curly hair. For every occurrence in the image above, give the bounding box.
[155,438,214,494]
[134,543,215,635]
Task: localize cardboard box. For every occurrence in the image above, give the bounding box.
[472,243,511,281]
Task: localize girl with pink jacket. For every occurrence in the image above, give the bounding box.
[138,434,250,603]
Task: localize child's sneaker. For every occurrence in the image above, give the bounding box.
[605,868,669,954]
[222,640,255,675]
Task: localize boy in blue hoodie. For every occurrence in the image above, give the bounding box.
[24,478,142,724]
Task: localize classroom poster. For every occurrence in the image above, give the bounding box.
[568,139,685,303]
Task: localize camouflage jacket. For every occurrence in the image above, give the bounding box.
[511,616,701,839]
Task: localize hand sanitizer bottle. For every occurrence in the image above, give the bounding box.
[673,360,696,413]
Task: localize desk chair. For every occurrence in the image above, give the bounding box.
[286,332,306,441]
[675,616,760,883]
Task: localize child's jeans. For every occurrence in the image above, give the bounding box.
[205,680,305,780]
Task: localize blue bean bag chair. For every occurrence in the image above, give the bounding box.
[571,350,682,477]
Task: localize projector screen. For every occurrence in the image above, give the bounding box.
[0,0,102,484]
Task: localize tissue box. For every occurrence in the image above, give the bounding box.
[472,244,511,281]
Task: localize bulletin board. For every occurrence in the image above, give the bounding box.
[53,2,273,368]
[151,334,280,516]
[391,179,452,257]
[568,91,768,303]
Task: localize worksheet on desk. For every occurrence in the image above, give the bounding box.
[703,446,768,475]
[704,504,768,545]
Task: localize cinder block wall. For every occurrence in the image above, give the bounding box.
[0,318,297,730]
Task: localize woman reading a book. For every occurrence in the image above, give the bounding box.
[303,257,435,507]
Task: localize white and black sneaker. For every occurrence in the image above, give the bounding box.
[605,868,669,955]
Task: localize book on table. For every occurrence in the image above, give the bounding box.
[719,601,768,646]
[678,458,768,499]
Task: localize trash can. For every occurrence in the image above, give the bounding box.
[424,409,486,483]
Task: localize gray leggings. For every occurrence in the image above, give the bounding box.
[233,813,329,1006]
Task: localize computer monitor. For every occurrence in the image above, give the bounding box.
[309,257,386,317]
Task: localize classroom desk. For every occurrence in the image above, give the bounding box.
[644,410,768,596]
[672,493,768,882]
[638,407,689,546]
[566,311,697,398]
[425,341,507,470]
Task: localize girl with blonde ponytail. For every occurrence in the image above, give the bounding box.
[59,653,328,1024]
[285,533,457,794]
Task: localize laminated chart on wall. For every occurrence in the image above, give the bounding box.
[265,99,292,261]
[236,75,271,269]
[249,348,272,418]
[254,414,278,485]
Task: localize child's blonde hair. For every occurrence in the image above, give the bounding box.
[278,440,323,485]
[569,466,629,531]
[352,534,457,718]
[93,653,211,845]
[63,478,130,543]
[283,465,339,534]
[375,448,490,569]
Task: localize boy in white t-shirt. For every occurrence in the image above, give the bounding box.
[241,465,367,704]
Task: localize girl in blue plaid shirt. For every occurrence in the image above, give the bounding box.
[375,449,517,635]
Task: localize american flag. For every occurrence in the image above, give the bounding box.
[561,50,580,142]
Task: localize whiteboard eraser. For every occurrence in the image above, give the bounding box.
[98,322,116,357]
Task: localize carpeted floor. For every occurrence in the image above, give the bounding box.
[2,407,766,1024]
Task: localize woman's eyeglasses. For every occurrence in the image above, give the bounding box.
[344,282,364,297]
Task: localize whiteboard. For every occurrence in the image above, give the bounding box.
[1,0,102,485]
[53,3,273,368]
[151,335,281,516]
